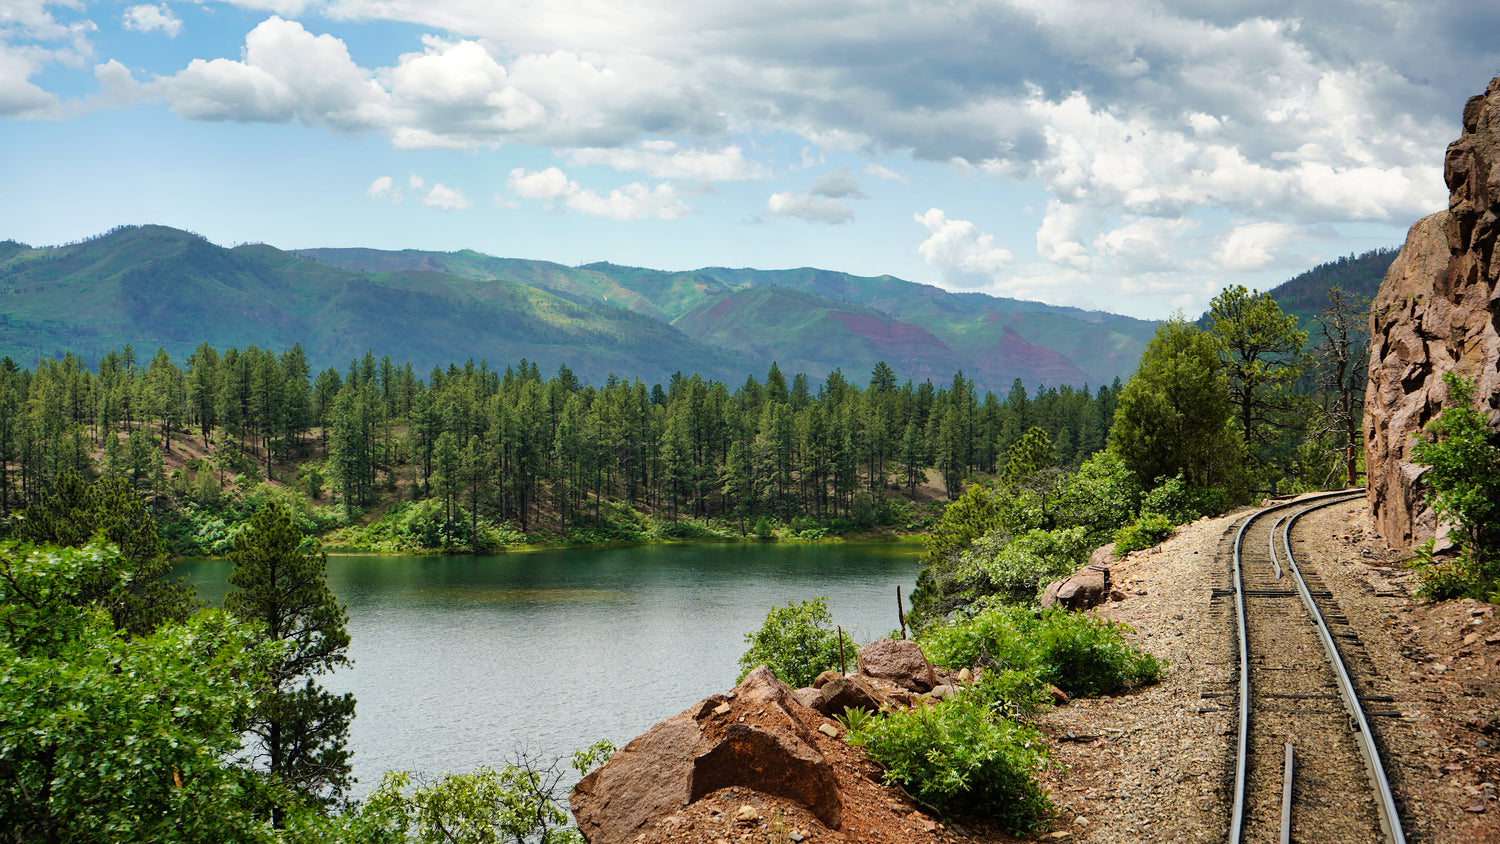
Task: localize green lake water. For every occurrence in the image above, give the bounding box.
[174,540,922,791]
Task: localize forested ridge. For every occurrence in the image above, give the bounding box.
[0,344,1124,554]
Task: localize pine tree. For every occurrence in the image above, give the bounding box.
[225,503,354,825]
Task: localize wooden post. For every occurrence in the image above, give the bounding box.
[837,626,847,676]
[897,585,907,640]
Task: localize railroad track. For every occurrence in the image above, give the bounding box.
[1221,490,1406,844]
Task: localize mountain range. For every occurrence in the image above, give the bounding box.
[0,225,1394,391]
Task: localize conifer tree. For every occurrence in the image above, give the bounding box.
[225,502,354,825]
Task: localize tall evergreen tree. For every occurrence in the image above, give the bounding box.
[225,503,354,825]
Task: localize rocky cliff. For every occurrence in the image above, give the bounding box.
[1366,77,1500,547]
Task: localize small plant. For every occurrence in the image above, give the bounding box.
[737,597,856,688]
[768,808,790,844]
[1139,473,1224,524]
[832,706,876,733]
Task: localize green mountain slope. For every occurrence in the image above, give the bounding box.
[1265,248,1397,326]
[0,226,753,384]
[306,248,1159,390]
[12,226,1390,393]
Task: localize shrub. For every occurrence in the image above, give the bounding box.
[1113,513,1177,556]
[920,605,1164,698]
[955,527,1091,606]
[1410,372,1500,601]
[847,694,1051,833]
[1139,473,1224,524]
[737,597,855,688]
[1052,451,1141,541]
[1026,609,1165,697]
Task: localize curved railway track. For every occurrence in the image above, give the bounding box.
[1225,490,1406,843]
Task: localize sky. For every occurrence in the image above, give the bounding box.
[1,1,1496,320]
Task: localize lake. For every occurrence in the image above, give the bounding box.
[174,540,922,791]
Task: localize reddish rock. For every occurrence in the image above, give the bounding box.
[812,669,843,689]
[570,666,842,844]
[856,639,937,692]
[1042,564,1112,611]
[1367,77,1500,548]
[813,675,885,717]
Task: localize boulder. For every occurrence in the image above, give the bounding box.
[927,684,957,701]
[856,639,937,692]
[812,669,843,689]
[813,675,885,717]
[1042,564,1112,611]
[1366,76,1500,548]
[571,666,842,844]
[1088,543,1117,568]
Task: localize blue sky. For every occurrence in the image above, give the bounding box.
[2,1,1495,319]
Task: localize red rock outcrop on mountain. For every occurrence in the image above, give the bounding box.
[1365,77,1500,547]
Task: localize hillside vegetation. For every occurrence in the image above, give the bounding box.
[1,225,1157,393]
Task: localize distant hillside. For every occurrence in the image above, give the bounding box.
[4,227,1408,392]
[0,226,753,384]
[1265,248,1397,326]
[304,247,1161,390]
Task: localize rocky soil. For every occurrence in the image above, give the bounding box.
[573,497,1499,843]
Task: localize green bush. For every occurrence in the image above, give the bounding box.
[955,527,1091,606]
[920,605,1164,698]
[1027,609,1165,697]
[1139,473,1224,524]
[1410,372,1500,601]
[1113,512,1177,556]
[847,694,1051,834]
[963,666,1053,722]
[737,597,855,688]
[1052,451,1141,541]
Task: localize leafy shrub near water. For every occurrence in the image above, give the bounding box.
[737,597,856,688]
[920,605,1164,698]
[954,526,1092,606]
[847,693,1051,834]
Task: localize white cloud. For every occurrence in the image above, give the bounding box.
[864,163,908,183]
[765,192,854,225]
[567,142,769,181]
[507,166,691,220]
[423,183,470,211]
[365,175,401,202]
[1213,222,1297,270]
[1035,200,1095,270]
[148,17,386,126]
[914,208,1014,288]
[808,166,866,199]
[765,166,867,224]
[123,5,183,38]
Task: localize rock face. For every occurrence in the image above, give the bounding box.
[570,667,842,844]
[1366,76,1500,547]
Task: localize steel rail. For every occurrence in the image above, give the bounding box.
[1279,492,1407,844]
[1227,488,1368,843]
